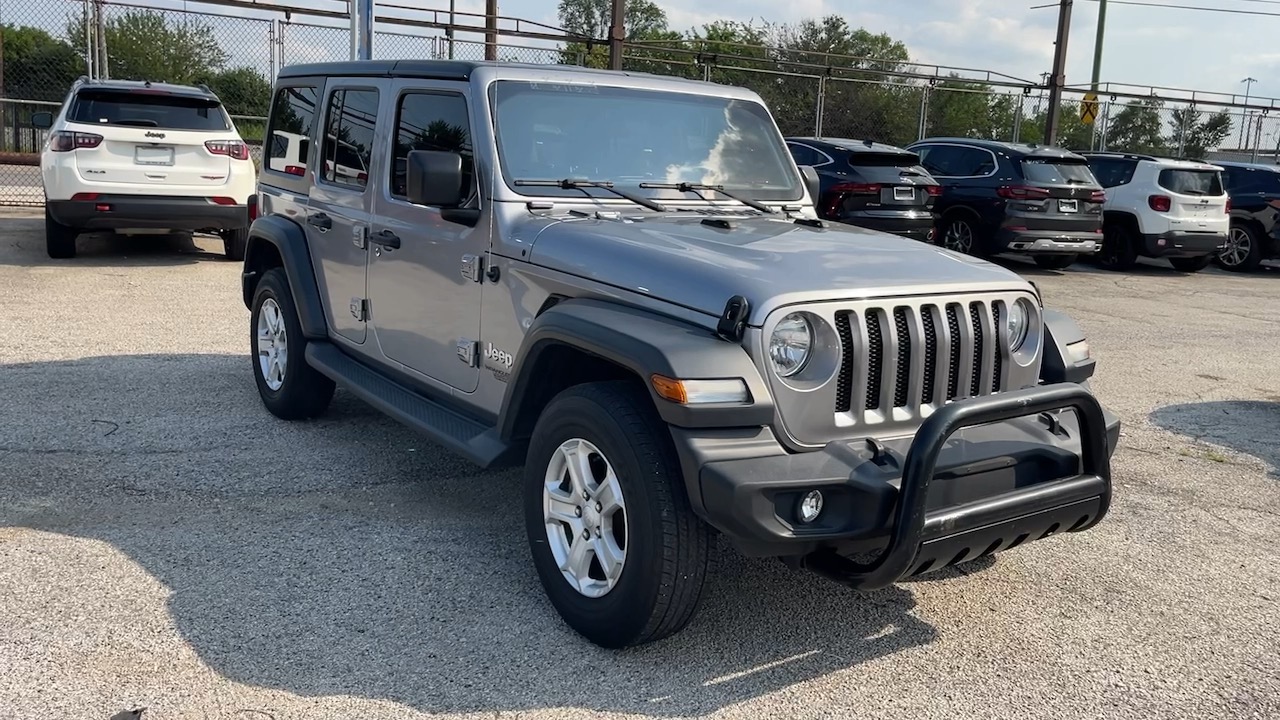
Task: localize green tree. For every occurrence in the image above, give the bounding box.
[555,0,683,71]
[1105,98,1168,155]
[196,67,272,117]
[67,9,229,85]
[1169,107,1232,158]
[1,24,84,103]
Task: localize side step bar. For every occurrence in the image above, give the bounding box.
[305,342,512,468]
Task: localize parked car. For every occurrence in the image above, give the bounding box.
[905,138,1106,270]
[1211,159,1280,272]
[243,59,1120,650]
[33,77,257,260]
[1080,152,1229,272]
[783,136,940,242]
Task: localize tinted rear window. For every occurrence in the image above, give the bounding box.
[69,89,230,131]
[847,151,920,168]
[1158,169,1224,196]
[1021,159,1097,184]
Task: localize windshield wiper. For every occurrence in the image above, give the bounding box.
[639,182,776,214]
[513,178,667,212]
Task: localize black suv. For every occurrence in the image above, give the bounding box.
[784,137,940,242]
[905,138,1106,270]
[1214,160,1280,272]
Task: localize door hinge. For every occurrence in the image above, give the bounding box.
[456,339,478,367]
[352,225,367,249]
[350,297,369,322]
[461,254,483,282]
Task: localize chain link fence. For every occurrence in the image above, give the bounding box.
[3,0,1279,207]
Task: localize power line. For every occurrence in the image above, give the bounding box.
[1066,0,1280,16]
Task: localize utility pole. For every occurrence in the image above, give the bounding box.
[484,0,498,60]
[350,0,373,60]
[1089,0,1106,91]
[1240,77,1257,150]
[1043,0,1073,146]
[608,0,625,70]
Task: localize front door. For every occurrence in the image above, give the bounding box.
[366,82,487,393]
[305,82,385,346]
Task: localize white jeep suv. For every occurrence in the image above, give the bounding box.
[1080,152,1229,272]
[33,78,257,260]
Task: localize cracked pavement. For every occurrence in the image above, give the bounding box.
[1,214,1277,720]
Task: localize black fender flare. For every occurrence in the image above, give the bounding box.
[1102,209,1141,233]
[241,215,328,340]
[497,298,776,441]
[1040,308,1096,384]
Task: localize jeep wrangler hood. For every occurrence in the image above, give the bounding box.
[522,214,1031,323]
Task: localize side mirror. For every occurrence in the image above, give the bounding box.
[31,112,53,130]
[799,165,820,203]
[407,149,465,208]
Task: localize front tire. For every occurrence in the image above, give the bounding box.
[1169,255,1212,273]
[523,380,713,648]
[250,267,336,420]
[45,208,77,259]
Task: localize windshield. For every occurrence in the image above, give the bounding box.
[69,89,230,131]
[490,80,802,202]
[1021,158,1098,185]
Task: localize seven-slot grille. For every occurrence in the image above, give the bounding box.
[834,299,1008,417]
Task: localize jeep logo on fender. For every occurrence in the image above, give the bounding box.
[483,342,513,370]
[145,131,166,139]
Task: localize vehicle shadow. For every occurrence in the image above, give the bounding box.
[1149,399,1280,479]
[0,353,940,717]
[0,217,231,267]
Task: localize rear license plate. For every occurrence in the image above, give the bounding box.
[1058,199,1078,213]
[135,145,174,166]
[893,186,915,201]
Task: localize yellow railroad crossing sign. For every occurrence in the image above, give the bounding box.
[1081,92,1099,125]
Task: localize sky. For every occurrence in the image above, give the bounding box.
[7,0,1277,105]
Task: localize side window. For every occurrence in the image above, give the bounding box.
[390,91,475,202]
[321,88,380,191]
[1088,159,1120,188]
[917,145,951,176]
[264,85,318,175]
[786,142,819,167]
[955,147,996,176]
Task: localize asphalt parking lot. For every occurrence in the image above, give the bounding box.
[1,211,1277,720]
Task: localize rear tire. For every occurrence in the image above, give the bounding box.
[1217,223,1263,272]
[221,227,248,261]
[523,380,713,648]
[1169,255,1212,273]
[1032,253,1077,270]
[45,208,77,259]
[938,213,986,257]
[250,267,336,420]
[1096,223,1139,271]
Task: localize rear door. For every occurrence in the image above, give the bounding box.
[62,87,239,190]
[1156,166,1230,235]
[304,80,387,346]
[1014,156,1104,233]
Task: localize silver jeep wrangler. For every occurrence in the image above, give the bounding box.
[242,59,1120,649]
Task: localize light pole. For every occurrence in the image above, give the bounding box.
[1240,77,1257,150]
[1090,0,1107,91]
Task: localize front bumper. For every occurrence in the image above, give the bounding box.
[47,196,250,233]
[674,383,1118,590]
[997,229,1103,254]
[1141,230,1228,258]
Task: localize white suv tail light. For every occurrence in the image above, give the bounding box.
[204,139,251,161]
[49,131,103,152]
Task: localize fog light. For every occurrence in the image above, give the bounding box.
[798,490,824,523]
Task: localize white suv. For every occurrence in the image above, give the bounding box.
[33,78,258,260]
[1081,152,1229,272]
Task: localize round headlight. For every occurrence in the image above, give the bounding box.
[1005,298,1032,352]
[769,313,812,378]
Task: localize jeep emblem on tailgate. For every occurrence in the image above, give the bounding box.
[145,131,166,139]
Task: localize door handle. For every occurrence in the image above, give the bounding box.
[372,229,401,249]
[307,213,332,231]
